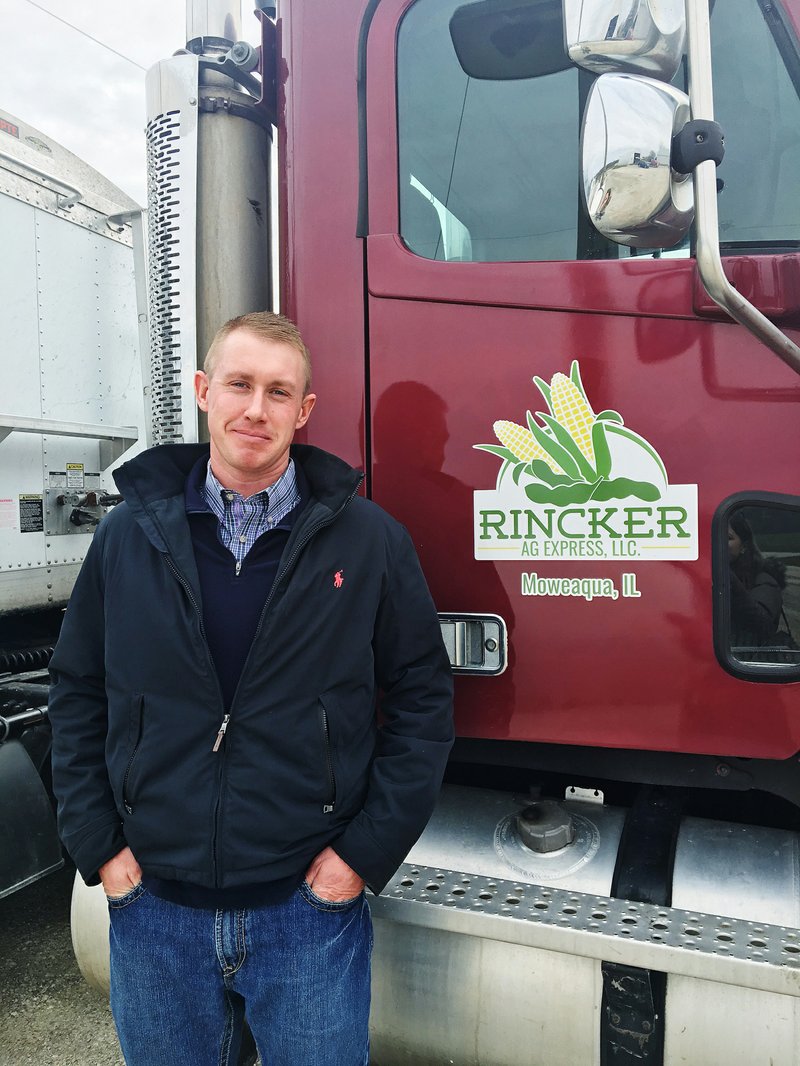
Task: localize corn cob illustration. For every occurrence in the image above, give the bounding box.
[549,373,595,463]
[493,420,564,473]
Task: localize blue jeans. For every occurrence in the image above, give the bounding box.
[107,881,372,1066]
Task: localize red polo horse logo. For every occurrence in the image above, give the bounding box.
[334,570,344,589]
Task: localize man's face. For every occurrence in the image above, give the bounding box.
[194,329,316,493]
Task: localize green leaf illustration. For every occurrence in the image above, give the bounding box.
[537,412,598,483]
[525,481,602,505]
[591,420,612,480]
[474,444,519,463]
[590,478,661,502]
[512,461,529,485]
[596,409,624,424]
[532,375,554,415]
[570,359,589,401]
[529,460,580,488]
[497,458,513,486]
[525,411,583,481]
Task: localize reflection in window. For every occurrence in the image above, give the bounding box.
[409,175,473,261]
[727,505,800,668]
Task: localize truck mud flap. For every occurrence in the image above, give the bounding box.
[0,739,63,897]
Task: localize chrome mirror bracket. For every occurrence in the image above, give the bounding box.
[684,0,800,376]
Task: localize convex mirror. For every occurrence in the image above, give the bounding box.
[564,0,686,82]
[581,73,693,248]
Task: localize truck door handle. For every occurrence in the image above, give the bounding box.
[438,614,507,675]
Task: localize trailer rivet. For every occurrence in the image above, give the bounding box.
[716,763,730,777]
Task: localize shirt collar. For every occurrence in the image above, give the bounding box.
[203,458,299,526]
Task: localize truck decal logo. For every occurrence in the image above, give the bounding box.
[473,361,698,563]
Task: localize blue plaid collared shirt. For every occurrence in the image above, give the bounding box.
[204,460,301,574]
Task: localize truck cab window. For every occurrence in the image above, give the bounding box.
[397,0,800,262]
[713,0,800,251]
[718,500,800,677]
[398,0,582,263]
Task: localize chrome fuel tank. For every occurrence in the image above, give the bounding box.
[664,818,800,1064]
[371,785,622,1066]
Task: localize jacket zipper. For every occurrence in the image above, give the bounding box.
[121,695,145,815]
[212,714,231,752]
[163,553,227,884]
[319,704,336,814]
[163,477,361,884]
[163,555,227,750]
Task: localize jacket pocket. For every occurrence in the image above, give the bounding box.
[319,699,336,815]
[122,694,145,815]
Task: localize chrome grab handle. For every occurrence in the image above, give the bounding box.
[0,147,83,208]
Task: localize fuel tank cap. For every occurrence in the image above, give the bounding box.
[516,800,576,853]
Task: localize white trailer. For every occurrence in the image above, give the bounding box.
[0,109,146,898]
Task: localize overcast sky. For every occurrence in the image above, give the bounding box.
[0,1,262,204]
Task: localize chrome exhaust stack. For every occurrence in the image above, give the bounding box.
[144,1,272,445]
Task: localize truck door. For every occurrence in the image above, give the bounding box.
[363,0,800,756]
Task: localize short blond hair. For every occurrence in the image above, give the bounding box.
[204,311,312,395]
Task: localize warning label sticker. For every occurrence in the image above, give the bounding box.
[66,463,85,489]
[19,494,44,533]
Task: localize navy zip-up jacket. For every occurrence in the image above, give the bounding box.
[48,442,454,894]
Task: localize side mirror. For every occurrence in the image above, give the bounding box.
[564,0,686,82]
[449,0,570,81]
[581,73,693,249]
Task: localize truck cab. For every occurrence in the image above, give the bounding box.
[71,2,800,1062]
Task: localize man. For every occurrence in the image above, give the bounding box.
[48,312,454,1066]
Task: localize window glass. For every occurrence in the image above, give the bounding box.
[725,503,800,672]
[396,0,800,263]
[398,0,583,262]
[713,0,800,250]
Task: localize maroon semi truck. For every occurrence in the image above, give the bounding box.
[72,2,800,1063]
